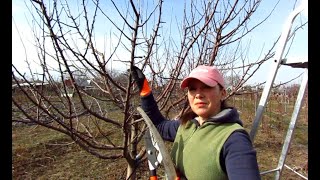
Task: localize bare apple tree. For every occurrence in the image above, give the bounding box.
[12,0,306,179]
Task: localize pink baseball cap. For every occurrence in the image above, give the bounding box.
[180,65,225,89]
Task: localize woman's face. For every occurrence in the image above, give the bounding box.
[187,79,226,119]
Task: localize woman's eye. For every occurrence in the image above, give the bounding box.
[204,86,212,90]
[188,86,211,92]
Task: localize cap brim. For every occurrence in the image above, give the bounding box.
[180,77,218,89]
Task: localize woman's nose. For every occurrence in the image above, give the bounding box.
[194,88,203,98]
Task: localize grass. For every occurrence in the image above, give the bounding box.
[12,95,308,179]
[12,125,131,179]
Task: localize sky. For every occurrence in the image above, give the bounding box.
[12,0,308,86]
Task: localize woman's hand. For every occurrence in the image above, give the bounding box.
[130,65,151,97]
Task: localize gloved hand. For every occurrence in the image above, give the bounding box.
[130,65,151,97]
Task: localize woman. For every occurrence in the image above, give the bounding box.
[131,65,261,180]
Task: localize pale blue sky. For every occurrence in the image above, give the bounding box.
[12,0,308,85]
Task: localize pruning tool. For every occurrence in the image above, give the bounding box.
[144,130,163,179]
[137,107,179,180]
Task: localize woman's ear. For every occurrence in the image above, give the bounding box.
[221,88,227,100]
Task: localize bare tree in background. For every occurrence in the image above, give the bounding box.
[12,0,307,179]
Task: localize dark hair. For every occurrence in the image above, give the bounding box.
[179,84,230,125]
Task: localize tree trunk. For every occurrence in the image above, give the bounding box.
[126,163,136,180]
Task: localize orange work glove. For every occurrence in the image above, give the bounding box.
[130,65,151,96]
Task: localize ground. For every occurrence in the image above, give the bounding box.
[12,96,308,179]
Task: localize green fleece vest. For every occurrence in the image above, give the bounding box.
[171,121,244,180]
